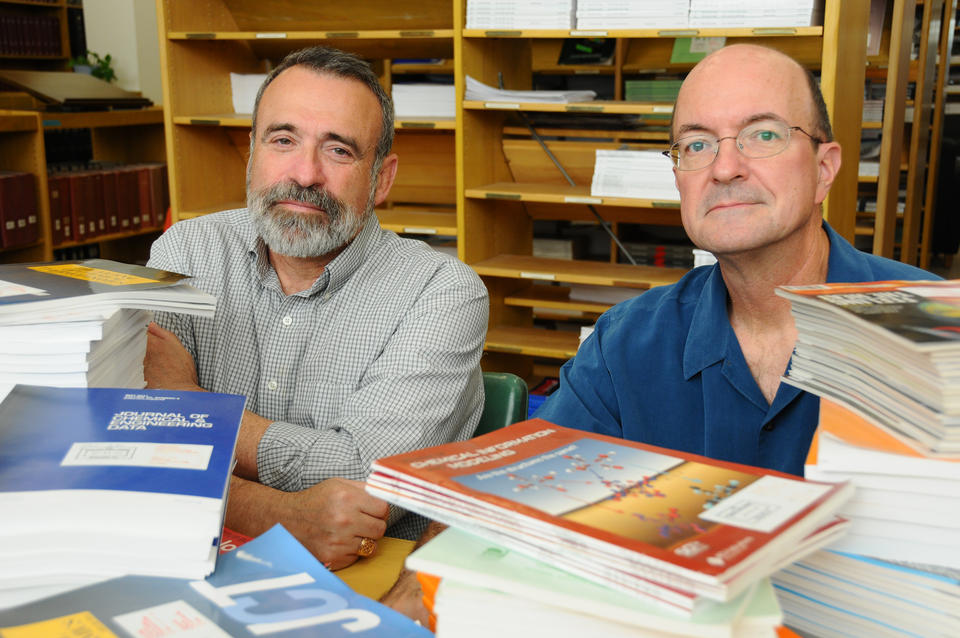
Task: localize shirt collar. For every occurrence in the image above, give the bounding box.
[682,263,730,378]
[680,219,849,379]
[245,209,381,298]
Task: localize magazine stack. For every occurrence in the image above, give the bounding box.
[775,280,960,637]
[777,279,960,457]
[367,419,855,637]
[0,385,246,610]
[0,258,215,390]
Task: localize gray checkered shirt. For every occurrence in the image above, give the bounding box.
[147,208,488,540]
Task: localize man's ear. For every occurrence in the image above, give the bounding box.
[814,141,842,205]
[373,153,399,206]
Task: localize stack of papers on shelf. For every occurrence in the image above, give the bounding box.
[367,420,853,616]
[862,98,884,123]
[409,527,784,638]
[688,0,822,27]
[0,525,431,637]
[465,0,575,30]
[0,385,246,608]
[392,83,456,118]
[624,79,683,103]
[778,279,960,456]
[591,149,680,202]
[230,72,267,115]
[465,75,596,104]
[576,0,690,30]
[0,259,215,390]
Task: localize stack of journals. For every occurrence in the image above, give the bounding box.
[0,524,431,638]
[774,280,960,636]
[0,259,215,389]
[392,83,455,118]
[770,402,960,636]
[576,0,690,29]
[367,420,854,635]
[777,279,960,456]
[590,149,680,202]
[0,385,246,609]
[465,0,575,29]
[688,0,822,27]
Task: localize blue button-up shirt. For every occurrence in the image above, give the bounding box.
[534,222,937,475]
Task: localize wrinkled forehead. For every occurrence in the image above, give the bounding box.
[672,48,813,139]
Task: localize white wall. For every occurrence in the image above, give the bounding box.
[82,0,163,105]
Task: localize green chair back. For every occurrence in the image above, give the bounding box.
[474,372,529,437]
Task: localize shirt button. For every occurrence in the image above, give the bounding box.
[282,315,292,326]
[762,424,774,431]
[267,380,278,391]
[324,293,331,301]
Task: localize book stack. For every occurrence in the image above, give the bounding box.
[688,0,822,27]
[0,259,215,390]
[590,149,680,202]
[0,385,246,610]
[392,83,456,118]
[777,279,960,456]
[773,280,960,636]
[576,0,690,30]
[367,420,855,636]
[0,524,431,638]
[465,0,575,30]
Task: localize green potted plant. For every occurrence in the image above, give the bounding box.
[69,51,116,83]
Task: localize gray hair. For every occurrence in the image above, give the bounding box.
[250,46,394,173]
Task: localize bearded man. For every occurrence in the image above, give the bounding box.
[144,46,488,570]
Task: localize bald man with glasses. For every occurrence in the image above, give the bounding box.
[534,44,936,476]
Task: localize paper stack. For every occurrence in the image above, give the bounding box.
[409,527,784,638]
[576,0,690,29]
[367,419,854,635]
[392,83,456,118]
[688,0,822,27]
[777,279,960,456]
[772,280,960,636]
[770,402,960,636]
[465,75,596,104]
[0,385,246,609]
[0,259,215,390]
[590,149,680,202]
[465,0,575,30]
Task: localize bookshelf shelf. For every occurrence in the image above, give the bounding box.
[504,285,615,314]
[465,182,679,210]
[377,207,457,236]
[462,99,673,115]
[484,326,580,360]
[472,254,684,289]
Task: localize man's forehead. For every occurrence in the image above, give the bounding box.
[673,56,810,134]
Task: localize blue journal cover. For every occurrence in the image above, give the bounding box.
[0,385,246,500]
[0,524,431,638]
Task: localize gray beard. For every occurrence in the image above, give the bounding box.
[248,181,370,258]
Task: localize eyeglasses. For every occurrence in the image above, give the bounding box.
[663,119,825,171]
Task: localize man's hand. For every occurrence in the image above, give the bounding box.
[380,520,446,626]
[144,322,202,392]
[227,476,389,570]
